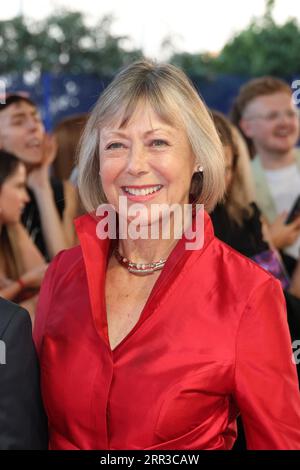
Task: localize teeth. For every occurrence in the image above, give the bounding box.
[276,130,289,136]
[27,139,41,147]
[123,185,162,196]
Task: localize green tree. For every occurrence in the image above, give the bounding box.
[169,52,216,78]
[0,10,142,76]
[168,0,300,77]
[215,17,300,76]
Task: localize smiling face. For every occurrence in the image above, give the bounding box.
[99,101,197,225]
[0,100,45,165]
[240,92,299,157]
[0,163,30,225]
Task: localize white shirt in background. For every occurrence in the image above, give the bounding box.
[265,163,300,260]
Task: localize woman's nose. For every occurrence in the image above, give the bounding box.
[126,144,148,175]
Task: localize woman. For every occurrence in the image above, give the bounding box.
[0,150,48,323]
[52,113,88,220]
[52,113,88,181]
[34,60,300,450]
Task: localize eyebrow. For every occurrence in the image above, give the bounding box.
[144,128,172,136]
[10,110,40,119]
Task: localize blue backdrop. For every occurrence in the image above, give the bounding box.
[2,72,298,130]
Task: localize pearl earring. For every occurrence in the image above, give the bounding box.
[196,165,203,173]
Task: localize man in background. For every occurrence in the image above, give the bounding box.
[0,94,77,260]
[232,77,300,275]
[0,297,47,449]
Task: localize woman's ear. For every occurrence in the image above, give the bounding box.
[194,164,203,174]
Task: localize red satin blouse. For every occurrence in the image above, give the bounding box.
[33,212,300,450]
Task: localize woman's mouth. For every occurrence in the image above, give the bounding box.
[121,184,163,201]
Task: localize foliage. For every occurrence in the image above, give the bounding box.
[214,17,300,76]
[169,0,300,77]
[1,1,300,79]
[0,10,143,76]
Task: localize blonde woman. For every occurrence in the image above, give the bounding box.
[34,60,300,450]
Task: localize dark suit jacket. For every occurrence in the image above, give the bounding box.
[0,298,48,449]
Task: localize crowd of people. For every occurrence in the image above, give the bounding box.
[0,60,300,450]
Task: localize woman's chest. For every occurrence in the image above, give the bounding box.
[41,260,239,447]
[105,268,160,350]
[41,322,236,449]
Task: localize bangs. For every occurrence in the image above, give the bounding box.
[78,59,226,213]
[98,78,182,131]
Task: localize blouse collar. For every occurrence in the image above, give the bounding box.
[74,208,215,353]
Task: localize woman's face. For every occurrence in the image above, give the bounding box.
[224,145,235,192]
[99,101,197,225]
[0,163,30,225]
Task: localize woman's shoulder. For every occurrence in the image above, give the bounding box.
[34,245,85,331]
[210,235,279,289]
[46,245,83,285]
[55,244,83,264]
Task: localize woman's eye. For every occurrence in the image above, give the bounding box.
[151,139,168,147]
[106,142,125,150]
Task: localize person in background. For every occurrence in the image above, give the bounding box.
[52,113,88,219]
[0,94,78,259]
[34,60,300,450]
[210,110,300,384]
[231,77,300,276]
[0,150,48,323]
[0,297,48,449]
[52,113,88,181]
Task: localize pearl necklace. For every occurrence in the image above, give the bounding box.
[114,248,166,275]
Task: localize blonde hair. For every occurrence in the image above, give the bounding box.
[78,59,225,213]
[211,111,255,225]
[228,127,255,225]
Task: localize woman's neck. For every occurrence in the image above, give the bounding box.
[117,236,179,265]
[117,206,193,263]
